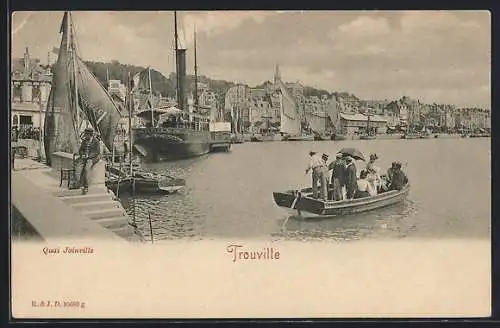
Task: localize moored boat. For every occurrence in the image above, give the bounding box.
[273,183,410,218]
[105,164,185,195]
[360,134,377,140]
[313,131,333,141]
[284,134,315,141]
[331,133,347,141]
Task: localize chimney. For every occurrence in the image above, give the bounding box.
[176,48,187,111]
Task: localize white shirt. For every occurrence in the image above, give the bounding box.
[357,178,376,196]
[308,154,325,170]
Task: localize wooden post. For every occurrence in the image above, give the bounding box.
[148,210,154,244]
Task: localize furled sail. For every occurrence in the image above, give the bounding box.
[276,80,301,135]
[44,12,121,165]
[44,12,80,165]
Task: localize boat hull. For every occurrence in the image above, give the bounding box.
[133,127,210,162]
[332,133,347,141]
[282,134,315,141]
[313,133,332,141]
[251,134,280,142]
[273,184,410,218]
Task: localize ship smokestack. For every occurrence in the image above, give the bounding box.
[176,48,187,111]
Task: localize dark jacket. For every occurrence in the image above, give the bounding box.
[329,159,346,186]
[389,169,408,191]
[344,162,357,197]
[78,136,101,161]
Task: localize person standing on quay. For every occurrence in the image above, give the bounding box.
[305,151,327,200]
[77,128,101,195]
[328,153,346,201]
[344,156,357,200]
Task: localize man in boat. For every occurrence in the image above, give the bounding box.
[305,151,328,200]
[76,127,101,195]
[328,153,346,201]
[389,162,408,191]
[344,156,357,200]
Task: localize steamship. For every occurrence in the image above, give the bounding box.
[132,12,211,162]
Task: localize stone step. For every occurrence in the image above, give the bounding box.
[83,208,126,220]
[59,193,115,204]
[113,226,145,242]
[95,216,130,230]
[53,187,113,198]
[72,200,121,212]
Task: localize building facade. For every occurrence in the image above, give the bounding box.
[11,48,52,130]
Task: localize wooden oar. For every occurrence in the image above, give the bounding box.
[281,173,306,232]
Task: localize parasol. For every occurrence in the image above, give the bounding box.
[338,147,365,161]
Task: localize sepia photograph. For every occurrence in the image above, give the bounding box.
[10,10,491,318]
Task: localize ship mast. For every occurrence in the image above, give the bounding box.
[69,12,81,136]
[174,11,180,109]
[127,71,133,176]
[148,67,153,126]
[194,25,199,113]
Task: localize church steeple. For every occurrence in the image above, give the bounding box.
[274,64,281,85]
[23,47,30,72]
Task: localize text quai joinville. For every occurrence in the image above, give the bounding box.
[226,244,280,262]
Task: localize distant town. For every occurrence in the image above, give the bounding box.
[11,47,491,139]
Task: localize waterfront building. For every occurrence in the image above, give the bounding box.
[11,47,52,129]
[339,113,387,135]
[107,79,127,101]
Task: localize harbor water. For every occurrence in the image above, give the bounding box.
[119,138,491,242]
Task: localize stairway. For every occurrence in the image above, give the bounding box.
[52,186,144,241]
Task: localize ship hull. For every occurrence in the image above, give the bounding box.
[133,127,210,162]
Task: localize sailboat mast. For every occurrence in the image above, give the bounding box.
[174,11,180,109]
[194,26,199,113]
[367,107,371,134]
[127,71,133,176]
[148,67,153,126]
[69,12,80,134]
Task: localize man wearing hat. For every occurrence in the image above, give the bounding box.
[328,153,346,201]
[77,127,101,194]
[305,151,328,200]
[344,156,357,200]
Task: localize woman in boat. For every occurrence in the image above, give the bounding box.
[365,153,382,192]
[355,170,376,199]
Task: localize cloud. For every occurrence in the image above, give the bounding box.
[181,11,274,46]
[337,16,391,37]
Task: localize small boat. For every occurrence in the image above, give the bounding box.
[401,133,420,139]
[360,134,377,140]
[105,165,185,195]
[313,132,333,141]
[283,134,315,141]
[273,183,410,218]
[230,133,245,144]
[250,133,277,142]
[331,133,347,141]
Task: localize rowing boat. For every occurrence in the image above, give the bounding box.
[273,183,410,218]
[105,165,185,195]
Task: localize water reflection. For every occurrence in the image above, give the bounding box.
[275,200,418,241]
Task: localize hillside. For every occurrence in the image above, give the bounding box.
[83,60,342,107]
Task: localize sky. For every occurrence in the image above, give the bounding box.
[11,10,491,108]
